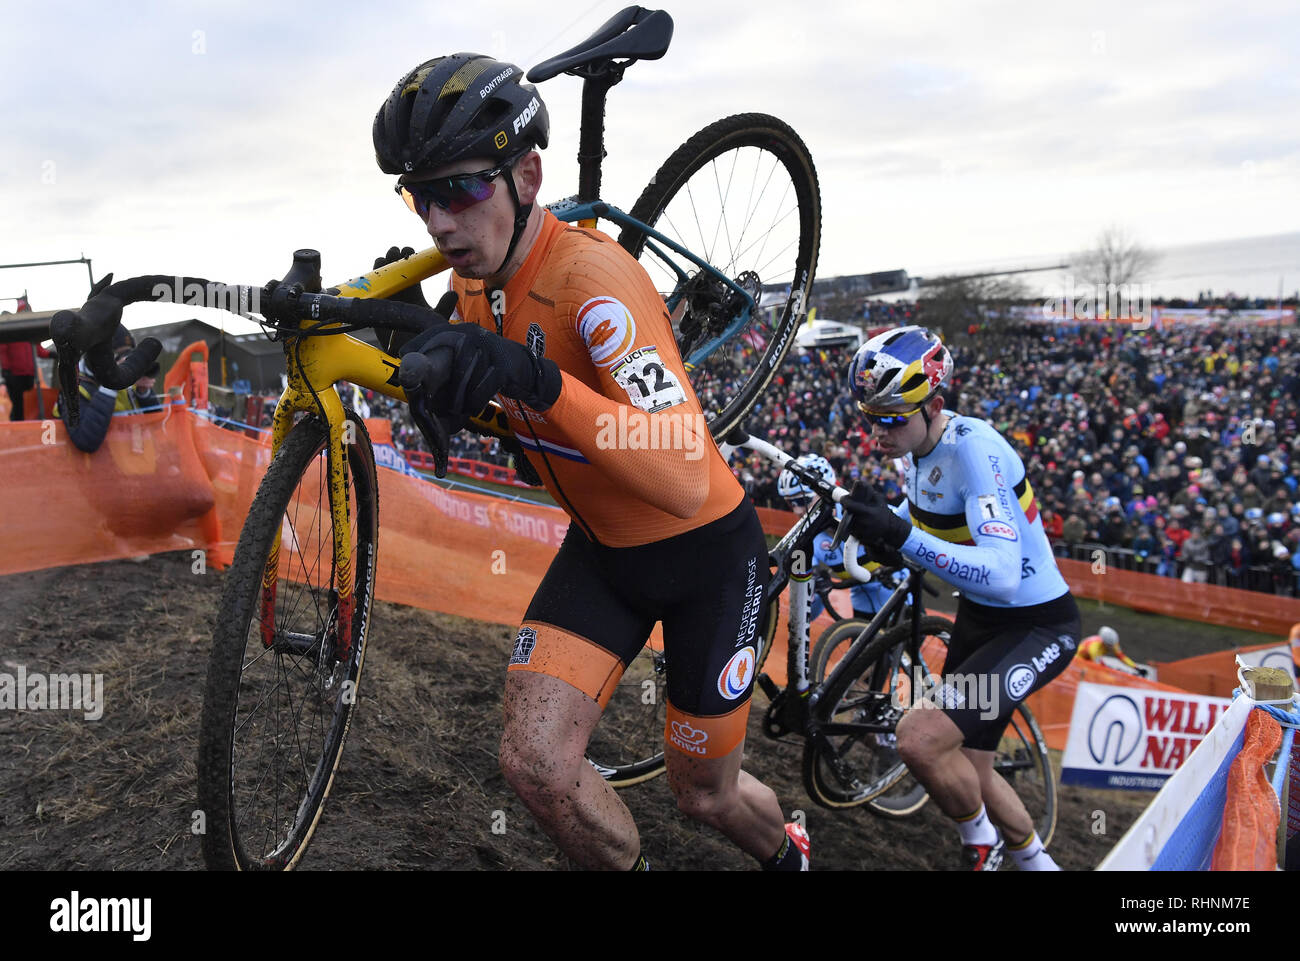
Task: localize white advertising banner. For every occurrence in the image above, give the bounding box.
[1061,681,1232,790]
[1234,644,1294,672]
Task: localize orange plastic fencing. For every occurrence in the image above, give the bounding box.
[0,403,233,574]
[1210,709,1283,870]
[1147,642,1286,699]
[755,506,797,536]
[0,403,572,630]
[365,418,393,445]
[162,340,210,409]
[1060,558,1300,637]
[19,386,60,421]
[181,411,567,626]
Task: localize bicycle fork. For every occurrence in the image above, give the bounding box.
[258,384,355,662]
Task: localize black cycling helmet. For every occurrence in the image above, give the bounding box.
[373,54,549,176]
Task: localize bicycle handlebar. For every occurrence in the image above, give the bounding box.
[725,425,862,515]
[48,266,446,428]
[842,536,872,583]
[728,424,922,583]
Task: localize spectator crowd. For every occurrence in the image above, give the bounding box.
[729,320,1300,596]
[325,310,1300,597]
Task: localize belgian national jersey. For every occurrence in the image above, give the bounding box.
[891,413,1069,607]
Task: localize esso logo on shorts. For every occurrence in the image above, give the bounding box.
[1005,663,1037,701]
[576,296,637,366]
[718,646,757,700]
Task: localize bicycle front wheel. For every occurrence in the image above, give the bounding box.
[619,113,821,439]
[197,409,378,870]
[803,616,953,809]
[584,639,668,788]
[996,705,1058,848]
[808,617,934,818]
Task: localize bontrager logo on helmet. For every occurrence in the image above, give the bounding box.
[478,66,514,99]
[373,53,549,177]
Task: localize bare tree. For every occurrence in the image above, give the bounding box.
[1073,225,1160,288]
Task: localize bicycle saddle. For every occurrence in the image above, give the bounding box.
[528,6,673,82]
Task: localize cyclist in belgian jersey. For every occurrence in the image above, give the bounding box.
[374,54,807,870]
[841,326,1080,871]
[778,453,898,619]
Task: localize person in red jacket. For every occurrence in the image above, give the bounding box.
[0,330,51,421]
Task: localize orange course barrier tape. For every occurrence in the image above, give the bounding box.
[0,405,572,629]
[1210,708,1283,870]
[0,404,231,574]
[1059,557,1300,637]
[162,340,210,409]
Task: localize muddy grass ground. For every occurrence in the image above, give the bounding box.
[0,551,1275,872]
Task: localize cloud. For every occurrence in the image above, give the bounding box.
[4,0,1297,313]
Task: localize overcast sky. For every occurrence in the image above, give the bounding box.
[4,0,1297,333]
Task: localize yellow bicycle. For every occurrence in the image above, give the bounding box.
[51,5,821,870]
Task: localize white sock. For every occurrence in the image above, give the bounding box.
[1007,832,1059,870]
[954,804,998,847]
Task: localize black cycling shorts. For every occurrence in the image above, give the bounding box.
[517,498,769,725]
[934,591,1080,751]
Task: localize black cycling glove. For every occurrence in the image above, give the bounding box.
[372,246,431,354]
[842,483,912,551]
[401,313,562,420]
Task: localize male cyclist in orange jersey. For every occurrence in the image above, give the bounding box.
[375,54,807,870]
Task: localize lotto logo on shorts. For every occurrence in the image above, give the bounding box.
[510,627,537,665]
[718,646,756,700]
[669,720,709,755]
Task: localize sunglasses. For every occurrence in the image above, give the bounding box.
[395,157,517,218]
[857,402,924,428]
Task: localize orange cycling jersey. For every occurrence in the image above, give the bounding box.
[452,210,742,547]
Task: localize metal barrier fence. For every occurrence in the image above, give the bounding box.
[1051,541,1298,596]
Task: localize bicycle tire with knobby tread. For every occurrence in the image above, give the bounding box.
[618,112,821,441]
[197,409,378,870]
[802,615,953,809]
[809,617,932,818]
